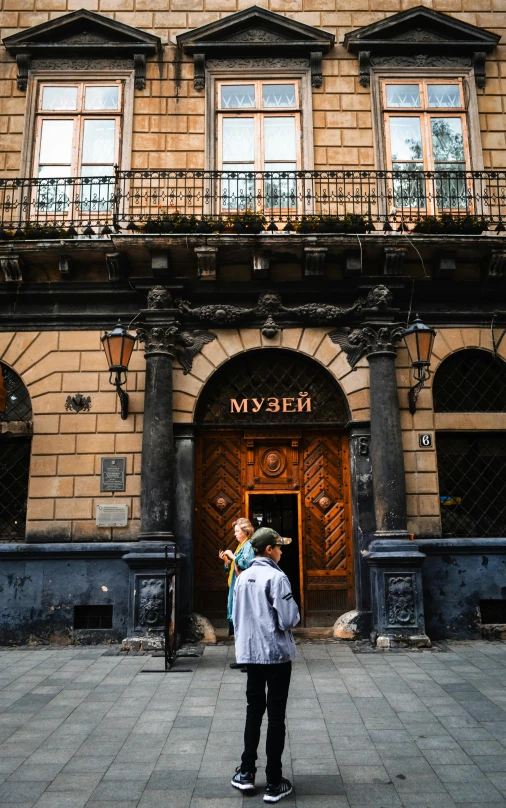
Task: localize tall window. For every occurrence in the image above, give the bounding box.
[0,363,32,540]
[382,80,470,211]
[434,350,506,539]
[216,80,300,213]
[33,82,123,213]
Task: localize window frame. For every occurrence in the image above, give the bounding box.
[370,67,484,176]
[20,70,135,178]
[205,65,314,173]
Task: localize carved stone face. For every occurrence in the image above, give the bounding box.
[258,293,282,312]
[366,285,393,310]
[148,286,172,309]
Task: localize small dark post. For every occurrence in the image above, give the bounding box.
[137,288,180,543]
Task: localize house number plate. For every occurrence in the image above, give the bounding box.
[418,433,433,448]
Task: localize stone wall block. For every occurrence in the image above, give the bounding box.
[74,476,104,497]
[13,332,59,375]
[32,414,59,434]
[173,369,202,396]
[23,353,80,386]
[173,391,196,413]
[239,328,262,350]
[27,499,55,520]
[62,372,99,392]
[55,498,93,520]
[32,435,76,455]
[314,334,339,366]
[299,328,328,357]
[0,333,14,359]
[217,329,242,356]
[115,433,143,453]
[29,476,74,498]
[31,456,58,476]
[328,349,354,382]
[76,434,114,454]
[2,333,39,367]
[59,454,95,476]
[29,375,63,399]
[200,339,227,368]
[60,331,101,351]
[96,414,135,433]
[340,367,369,395]
[60,414,97,433]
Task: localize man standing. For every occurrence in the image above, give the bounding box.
[231,527,300,803]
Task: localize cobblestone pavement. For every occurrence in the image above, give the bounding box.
[1,641,506,808]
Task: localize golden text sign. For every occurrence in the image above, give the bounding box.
[230,392,312,414]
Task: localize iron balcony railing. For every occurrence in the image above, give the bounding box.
[0,168,505,237]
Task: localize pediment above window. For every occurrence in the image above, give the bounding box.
[344,5,499,89]
[3,9,161,91]
[177,6,335,89]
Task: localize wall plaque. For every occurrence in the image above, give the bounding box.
[96,504,128,527]
[100,457,126,492]
[418,433,433,449]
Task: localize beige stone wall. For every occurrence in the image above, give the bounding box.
[0,2,505,175]
[3,324,505,541]
[0,331,145,542]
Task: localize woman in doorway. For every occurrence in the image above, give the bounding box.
[219,517,255,652]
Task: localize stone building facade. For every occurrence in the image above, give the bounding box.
[0,0,505,645]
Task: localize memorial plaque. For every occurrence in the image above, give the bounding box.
[100,457,126,492]
[96,504,128,527]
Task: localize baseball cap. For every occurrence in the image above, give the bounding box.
[250,527,292,554]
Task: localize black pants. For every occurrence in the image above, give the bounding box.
[241,661,292,785]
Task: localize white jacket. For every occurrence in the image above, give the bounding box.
[232,556,300,665]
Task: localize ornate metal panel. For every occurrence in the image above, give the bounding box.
[303,433,354,617]
[433,350,506,413]
[195,349,348,426]
[195,432,243,615]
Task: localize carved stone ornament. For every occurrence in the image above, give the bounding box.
[365,285,393,310]
[261,315,280,339]
[147,286,173,309]
[175,291,364,327]
[344,6,499,90]
[329,321,405,369]
[0,256,22,282]
[4,9,160,92]
[136,324,181,358]
[386,574,416,626]
[105,252,128,282]
[64,393,91,413]
[177,7,334,92]
[136,576,164,629]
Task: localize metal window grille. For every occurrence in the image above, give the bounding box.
[0,438,30,539]
[437,433,506,538]
[0,364,32,422]
[195,349,348,425]
[73,605,113,629]
[433,350,506,413]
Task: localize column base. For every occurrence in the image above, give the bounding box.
[376,634,431,649]
[365,539,429,645]
[122,633,164,652]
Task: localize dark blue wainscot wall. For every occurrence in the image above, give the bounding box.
[0,543,134,645]
[419,539,506,639]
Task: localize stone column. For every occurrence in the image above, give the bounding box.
[137,298,180,544]
[174,425,196,622]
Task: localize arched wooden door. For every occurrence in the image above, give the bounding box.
[193,349,354,626]
[195,428,354,626]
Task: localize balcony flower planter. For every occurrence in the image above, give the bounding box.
[412,214,486,235]
[293,214,367,234]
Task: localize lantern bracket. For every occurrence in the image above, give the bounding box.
[110,371,129,421]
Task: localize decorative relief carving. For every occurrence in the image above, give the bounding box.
[260,448,286,477]
[370,54,471,68]
[136,576,165,629]
[148,285,173,309]
[212,491,232,513]
[225,27,287,42]
[365,285,393,310]
[0,256,22,282]
[309,51,323,88]
[60,31,109,44]
[390,27,447,42]
[314,492,333,512]
[31,58,132,70]
[330,322,405,369]
[386,575,416,626]
[207,58,308,69]
[64,393,91,413]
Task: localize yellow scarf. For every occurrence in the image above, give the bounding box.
[227,539,247,587]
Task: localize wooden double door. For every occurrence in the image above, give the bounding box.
[195,429,354,626]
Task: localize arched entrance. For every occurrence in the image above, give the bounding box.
[194,349,354,626]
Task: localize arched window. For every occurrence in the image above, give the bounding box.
[0,363,32,540]
[434,349,506,538]
[433,349,506,412]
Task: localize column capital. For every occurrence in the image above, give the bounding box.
[137,323,180,358]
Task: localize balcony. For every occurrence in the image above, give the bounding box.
[0,169,505,240]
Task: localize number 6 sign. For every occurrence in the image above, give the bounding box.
[418,433,433,448]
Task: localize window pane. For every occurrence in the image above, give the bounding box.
[221,85,255,109]
[386,85,421,108]
[84,86,119,111]
[39,120,74,163]
[37,166,72,212]
[264,117,296,161]
[223,118,255,162]
[82,119,116,164]
[41,86,78,111]
[392,162,426,209]
[431,118,464,162]
[389,117,423,161]
[428,85,461,108]
[262,84,296,108]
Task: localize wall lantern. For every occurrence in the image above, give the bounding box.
[403,314,436,415]
[101,320,136,420]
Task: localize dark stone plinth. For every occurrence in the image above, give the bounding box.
[122,543,185,649]
[365,538,429,647]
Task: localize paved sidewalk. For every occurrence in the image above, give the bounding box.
[0,642,506,808]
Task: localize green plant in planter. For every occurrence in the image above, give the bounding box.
[413,213,485,235]
[293,213,367,234]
